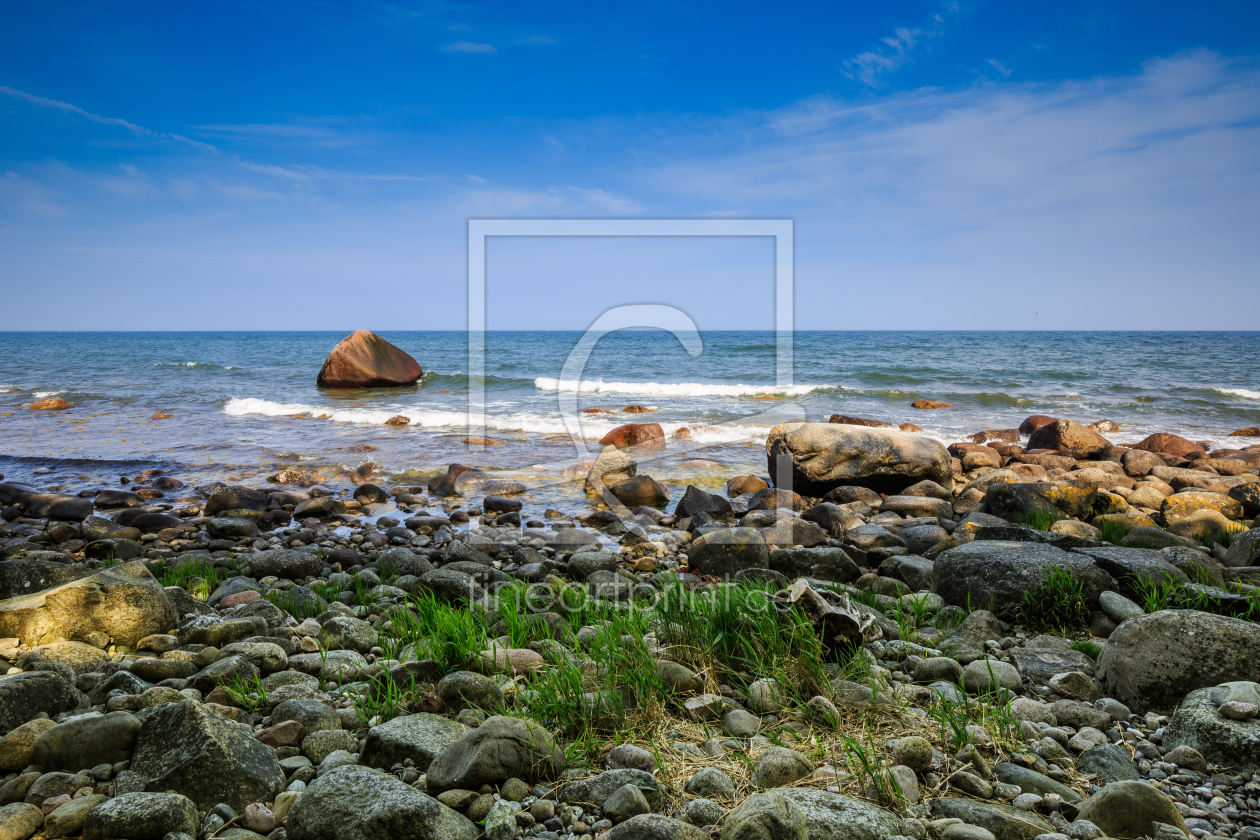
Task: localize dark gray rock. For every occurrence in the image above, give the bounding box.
[929,798,1054,840]
[773,789,901,840]
[32,711,140,771]
[0,671,85,735]
[425,716,565,793]
[81,791,198,840]
[360,713,469,772]
[933,542,1114,620]
[287,763,479,840]
[991,763,1081,803]
[1076,743,1141,784]
[248,549,325,581]
[130,699,285,811]
[1007,648,1095,684]
[686,528,769,578]
[556,768,662,810]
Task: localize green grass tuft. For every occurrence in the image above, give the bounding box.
[1017,565,1089,632]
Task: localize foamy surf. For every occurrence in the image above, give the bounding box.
[223,396,770,443]
[1216,387,1260,400]
[534,378,832,397]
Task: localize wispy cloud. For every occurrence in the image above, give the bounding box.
[442,41,497,54]
[516,35,556,45]
[841,6,956,88]
[1,85,218,152]
[987,58,1013,77]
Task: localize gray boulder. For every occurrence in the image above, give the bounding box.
[556,768,662,810]
[0,803,42,840]
[933,542,1114,621]
[360,713,469,772]
[1068,546,1188,601]
[1074,780,1188,839]
[1163,682,1260,773]
[425,716,565,793]
[0,671,85,735]
[1096,609,1260,712]
[1076,743,1141,784]
[983,480,1098,521]
[287,764,479,840]
[686,528,769,578]
[929,798,1054,840]
[606,814,706,840]
[32,711,140,771]
[765,422,951,496]
[0,561,174,647]
[130,699,285,811]
[722,791,808,840]
[81,792,199,840]
[773,789,901,840]
[249,549,326,580]
[316,616,378,654]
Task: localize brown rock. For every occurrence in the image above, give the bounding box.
[1027,419,1110,459]
[462,437,503,446]
[910,399,954,409]
[1019,415,1059,435]
[384,415,410,426]
[1230,427,1260,437]
[828,415,891,428]
[1131,433,1205,457]
[727,475,769,497]
[1090,419,1122,433]
[599,423,665,449]
[968,429,1020,444]
[151,412,172,419]
[672,427,691,439]
[623,405,654,413]
[899,423,923,432]
[609,475,670,507]
[28,397,72,410]
[582,408,618,415]
[316,330,423,388]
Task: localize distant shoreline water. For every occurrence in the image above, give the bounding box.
[2,331,1257,511]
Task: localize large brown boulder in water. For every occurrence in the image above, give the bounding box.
[599,423,665,449]
[316,330,422,388]
[766,422,952,496]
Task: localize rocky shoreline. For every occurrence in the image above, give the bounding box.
[0,414,1259,840]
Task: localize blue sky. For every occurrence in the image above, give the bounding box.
[2,1,1259,330]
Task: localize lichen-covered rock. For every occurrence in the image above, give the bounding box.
[130,699,285,811]
[0,561,174,647]
[929,798,1054,840]
[287,764,477,840]
[81,792,199,840]
[1096,609,1260,713]
[983,480,1098,521]
[425,716,565,793]
[1164,682,1260,773]
[359,713,469,772]
[722,791,808,840]
[773,789,901,840]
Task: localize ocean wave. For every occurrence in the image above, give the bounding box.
[1216,387,1260,401]
[154,362,238,370]
[534,378,831,397]
[223,397,770,443]
[33,391,63,398]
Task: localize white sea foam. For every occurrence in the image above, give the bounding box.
[223,397,771,443]
[1216,387,1260,400]
[534,378,831,397]
[33,391,62,398]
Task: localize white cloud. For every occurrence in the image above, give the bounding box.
[1,85,218,152]
[442,41,497,54]
[841,8,955,87]
[516,35,557,45]
[987,58,1013,77]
